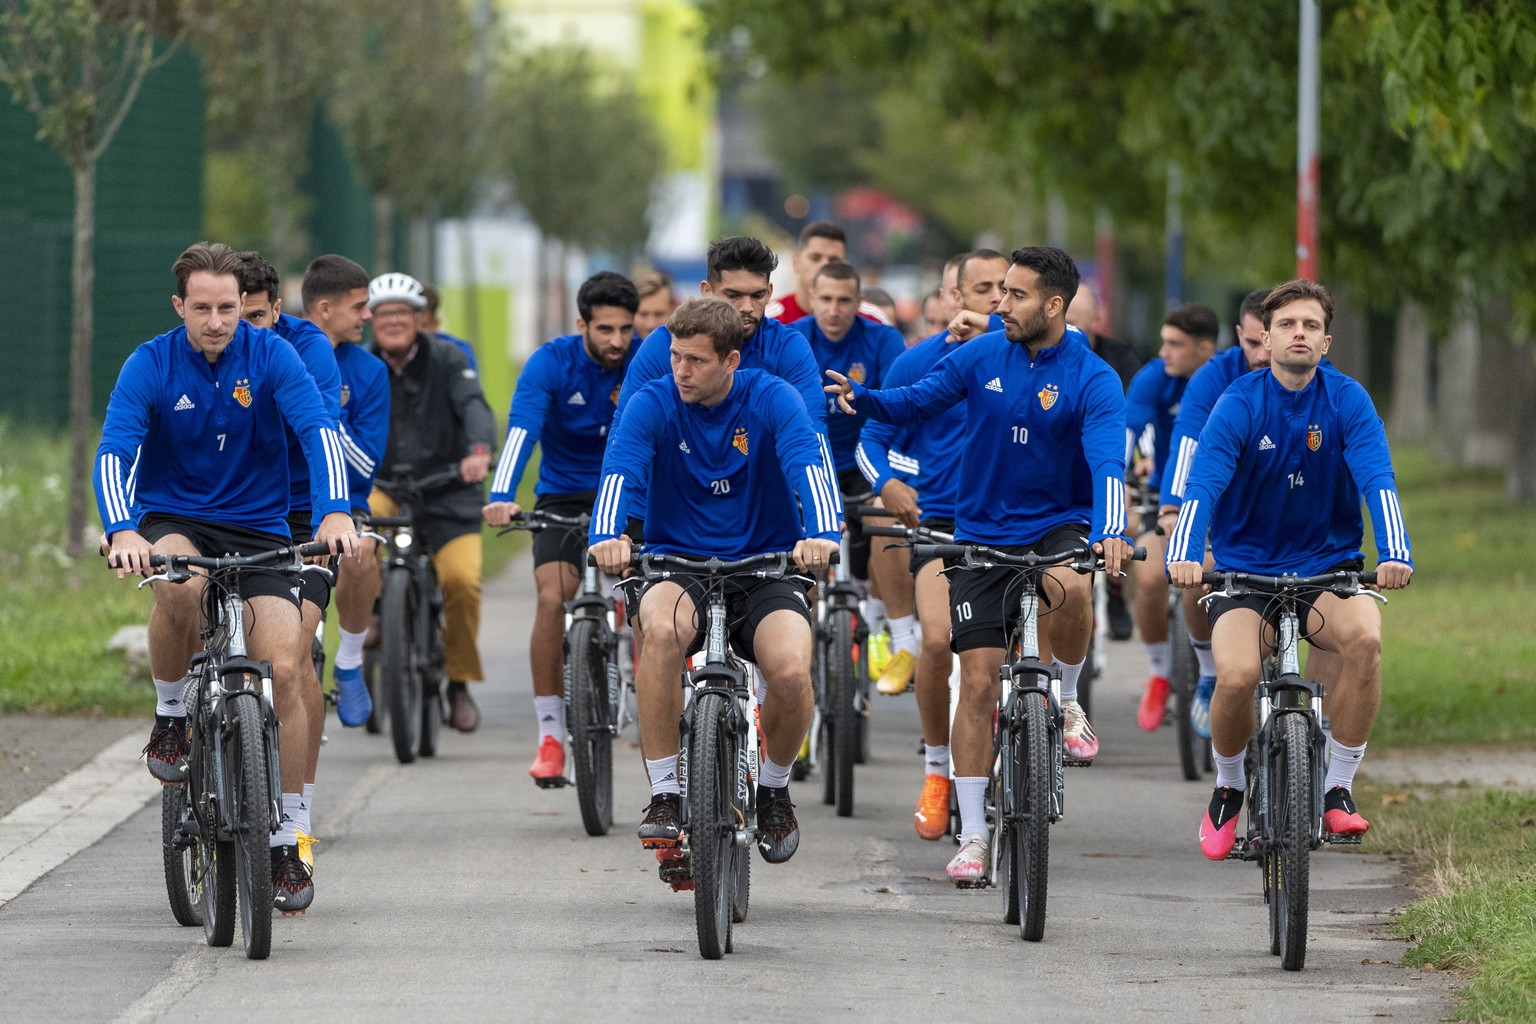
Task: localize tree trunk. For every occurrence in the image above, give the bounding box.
[1432,283,1485,466]
[66,160,97,558]
[372,193,395,274]
[459,217,481,347]
[1387,300,1432,445]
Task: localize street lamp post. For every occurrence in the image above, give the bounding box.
[1297,0,1320,280]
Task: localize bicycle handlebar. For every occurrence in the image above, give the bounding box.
[912,541,1147,573]
[864,524,956,542]
[1199,570,1380,593]
[496,508,591,537]
[587,550,834,580]
[372,467,464,499]
[115,541,335,573]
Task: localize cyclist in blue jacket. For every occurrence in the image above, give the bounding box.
[1166,279,1413,860]
[95,241,358,914]
[589,298,840,872]
[826,246,1134,884]
[482,271,640,786]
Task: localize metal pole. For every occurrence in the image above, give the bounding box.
[1297,0,1320,280]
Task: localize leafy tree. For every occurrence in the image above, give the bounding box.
[0,0,185,555]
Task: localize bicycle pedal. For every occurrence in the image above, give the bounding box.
[1323,832,1363,845]
[1064,757,1094,768]
[656,848,692,889]
[533,775,569,789]
[952,878,991,890]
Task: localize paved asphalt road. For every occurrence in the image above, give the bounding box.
[0,556,1454,1022]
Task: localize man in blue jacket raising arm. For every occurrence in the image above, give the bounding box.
[825,246,1134,885]
[1166,279,1413,860]
[588,298,841,874]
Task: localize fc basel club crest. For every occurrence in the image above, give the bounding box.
[848,361,868,384]
[732,426,749,456]
[232,378,253,408]
[1307,424,1322,451]
[610,386,620,405]
[1038,383,1060,411]
[339,383,352,408]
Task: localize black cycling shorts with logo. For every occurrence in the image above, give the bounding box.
[531,491,599,569]
[910,516,956,576]
[837,467,879,581]
[627,567,814,665]
[138,512,303,606]
[946,523,1089,654]
[1204,559,1366,643]
[285,512,336,611]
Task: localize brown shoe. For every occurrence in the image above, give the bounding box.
[449,687,480,732]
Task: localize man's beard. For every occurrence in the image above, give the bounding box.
[1005,310,1049,346]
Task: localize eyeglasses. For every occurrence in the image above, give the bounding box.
[372,307,417,321]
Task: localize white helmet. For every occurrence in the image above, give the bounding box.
[368,272,426,310]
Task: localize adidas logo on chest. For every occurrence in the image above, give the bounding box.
[566,392,587,406]
[984,377,1004,393]
[173,394,195,411]
[1258,435,1276,451]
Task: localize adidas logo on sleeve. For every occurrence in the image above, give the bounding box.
[984,377,1004,393]
[567,392,587,406]
[1258,435,1275,451]
[174,394,195,411]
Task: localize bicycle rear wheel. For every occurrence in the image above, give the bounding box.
[1014,690,1052,941]
[566,616,615,836]
[381,567,422,764]
[161,783,201,927]
[362,649,383,733]
[228,692,274,960]
[1170,601,1202,781]
[830,608,858,817]
[688,692,737,960]
[1273,713,1312,970]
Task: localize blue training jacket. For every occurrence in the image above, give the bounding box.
[334,340,391,510]
[590,369,840,557]
[849,326,1130,547]
[1162,345,1252,505]
[272,313,341,524]
[855,329,967,519]
[94,320,351,539]
[789,315,907,472]
[1123,357,1189,502]
[490,333,634,501]
[1165,363,1413,575]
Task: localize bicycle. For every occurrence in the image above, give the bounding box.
[623,551,806,960]
[498,510,635,836]
[142,541,332,960]
[1196,569,1384,971]
[361,468,459,764]
[914,540,1143,941]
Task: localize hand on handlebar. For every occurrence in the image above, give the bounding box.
[793,537,841,574]
[107,529,155,579]
[1166,559,1206,590]
[481,500,522,527]
[460,450,492,484]
[1094,536,1135,578]
[314,511,360,560]
[589,535,632,577]
[1375,561,1413,591]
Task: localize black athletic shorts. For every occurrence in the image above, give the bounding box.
[139,512,303,606]
[1204,559,1365,642]
[910,516,956,576]
[947,524,1089,654]
[286,512,335,611]
[837,467,878,581]
[629,565,814,664]
[531,491,597,568]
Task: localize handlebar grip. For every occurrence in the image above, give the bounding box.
[298,541,335,558]
[1132,546,1147,561]
[863,525,913,539]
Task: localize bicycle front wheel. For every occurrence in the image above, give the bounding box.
[381,567,422,764]
[1170,600,1202,781]
[161,782,201,927]
[192,703,236,947]
[829,608,858,817]
[1015,689,1052,941]
[567,616,614,836]
[688,691,738,960]
[228,692,274,960]
[1273,713,1313,970]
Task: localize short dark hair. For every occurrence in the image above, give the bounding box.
[1163,302,1220,344]
[956,248,1006,290]
[172,241,241,298]
[301,254,370,311]
[667,297,743,360]
[232,251,280,303]
[812,260,860,291]
[705,236,777,284]
[798,220,846,248]
[1008,246,1081,303]
[1262,279,1334,332]
[1238,288,1270,325]
[577,271,640,320]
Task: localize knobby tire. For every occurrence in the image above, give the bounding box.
[1017,689,1052,941]
[1169,600,1202,781]
[689,692,737,959]
[831,609,858,817]
[382,567,421,764]
[229,691,273,960]
[567,616,614,836]
[1274,713,1313,970]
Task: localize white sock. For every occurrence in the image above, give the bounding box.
[1214,749,1247,790]
[335,627,366,670]
[865,597,887,631]
[1055,657,1085,703]
[759,755,792,790]
[889,614,917,655]
[1192,639,1215,677]
[955,776,990,842]
[1324,739,1367,793]
[272,792,302,848]
[754,667,768,705]
[646,755,680,796]
[1145,641,1170,679]
[153,677,186,718]
[534,695,564,741]
[924,744,950,776]
[301,783,315,835]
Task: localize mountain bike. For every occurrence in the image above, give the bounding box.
[808,504,875,817]
[144,541,332,960]
[1197,569,1384,971]
[499,510,635,836]
[361,468,459,764]
[625,551,805,960]
[1168,591,1208,780]
[915,540,1143,941]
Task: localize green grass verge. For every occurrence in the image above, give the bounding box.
[1355,781,1536,1022]
[1369,448,1536,747]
